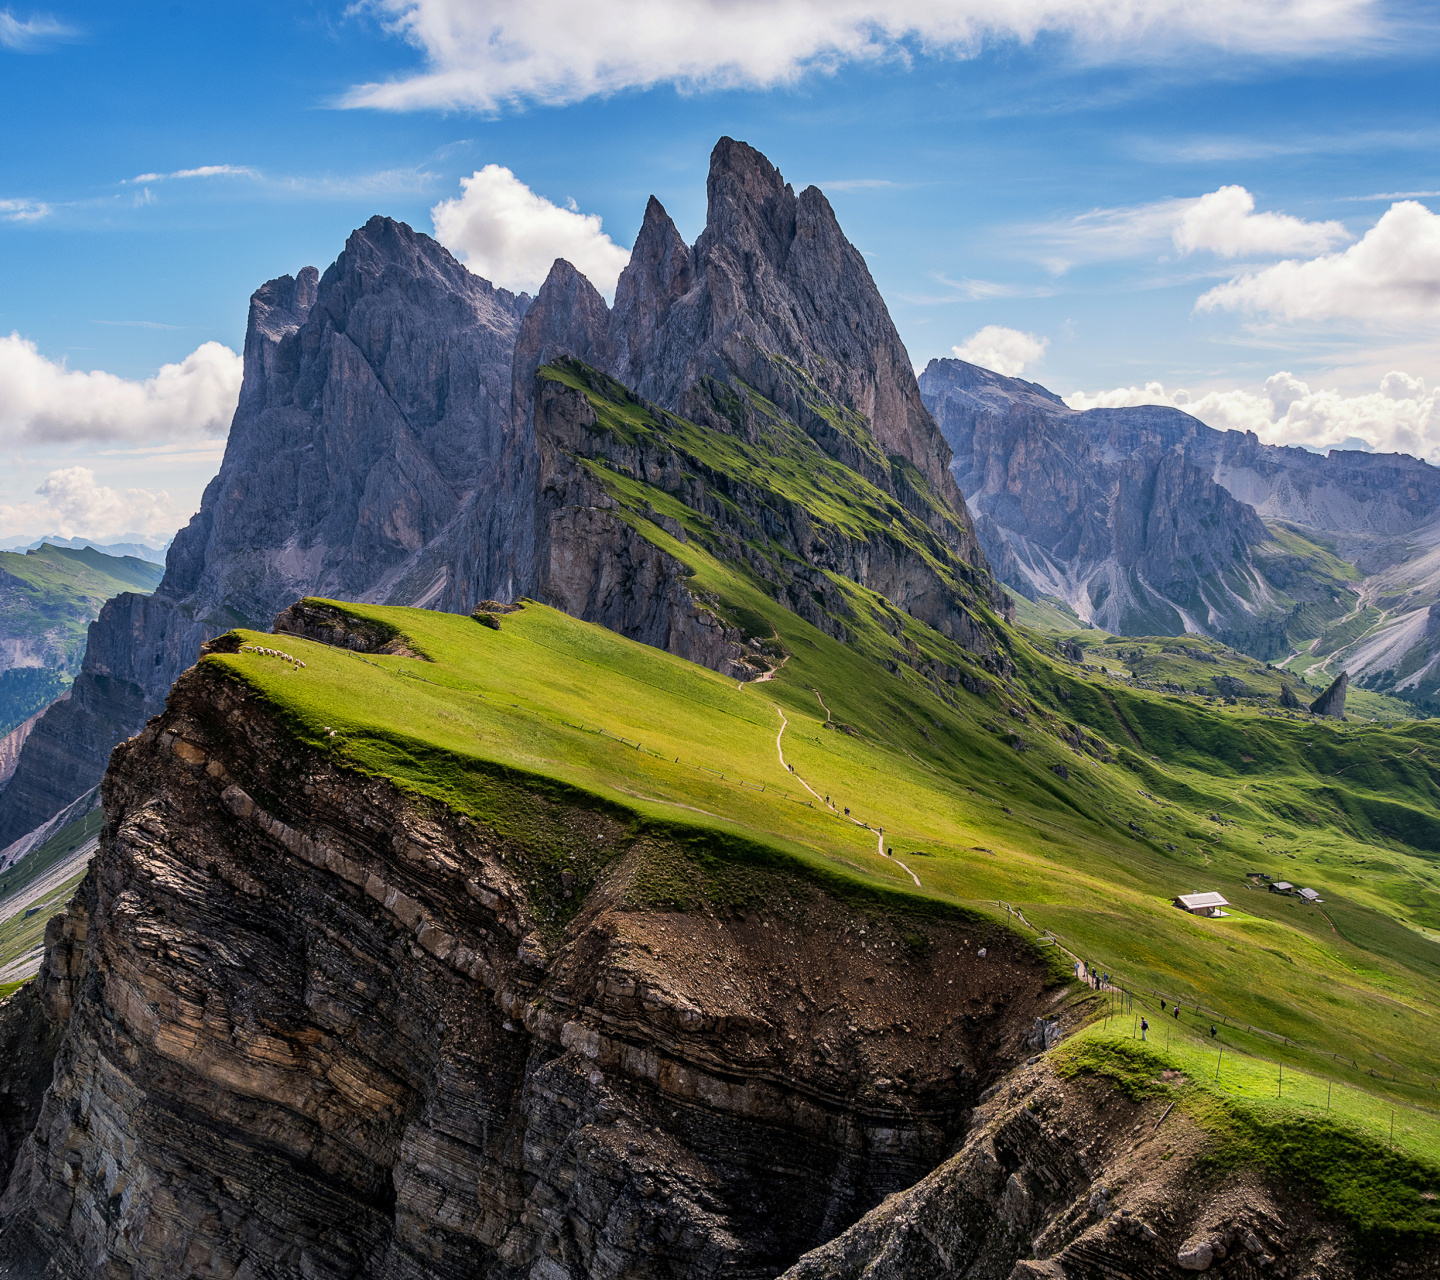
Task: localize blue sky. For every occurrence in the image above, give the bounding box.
[2,0,1438,543]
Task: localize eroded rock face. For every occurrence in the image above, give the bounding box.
[1311,670,1349,718]
[780,1059,1413,1280]
[0,224,530,851]
[1,143,1004,852]
[0,659,1055,1278]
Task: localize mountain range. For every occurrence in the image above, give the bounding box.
[0,139,1437,1279]
[920,358,1440,706]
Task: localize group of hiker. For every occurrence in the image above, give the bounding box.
[1140,997,1219,1042]
[1083,962,1221,1043]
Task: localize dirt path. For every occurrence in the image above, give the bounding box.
[772,704,921,888]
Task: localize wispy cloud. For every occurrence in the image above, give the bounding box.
[0,197,48,221]
[123,164,259,184]
[1020,186,1351,274]
[0,8,79,53]
[903,274,1060,304]
[1340,190,1440,202]
[1131,127,1440,165]
[818,178,899,191]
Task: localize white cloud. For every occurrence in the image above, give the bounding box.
[1173,185,1350,258]
[0,9,78,52]
[1064,370,1440,459]
[952,325,1048,377]
[1029,185,1351,273]
[124,165,259,184]
[0,334,242,444]
[1196,200,1440,321]
[0,467,181,542]
[430,165,631,298]
[0,198,48,221]
[342,0,1382,113]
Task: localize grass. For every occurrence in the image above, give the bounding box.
[209,594,1440,1109]
[1056,1023,1440,1258]
[177,356,1440,1223]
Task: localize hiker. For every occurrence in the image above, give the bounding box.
[1173,1005,1180,1019]
[1210,1024,1218,1039]
[1141,1017,1149,1041]
[844,807,850,815]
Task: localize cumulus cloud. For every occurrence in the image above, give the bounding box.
[0,333,242,444]
[343,0,1380,112]
[1030,185,1351,273]
[1196,200,1440,321]
[0,467,181,542]
[0,9,78,52]
[1065,370,1440,459]
[952,325,1048,377]
[430,165,631,297]
[1173,185,1350,258]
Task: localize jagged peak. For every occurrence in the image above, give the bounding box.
[698,136,798,271]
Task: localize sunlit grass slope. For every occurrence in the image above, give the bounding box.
[212,590,1440,1124]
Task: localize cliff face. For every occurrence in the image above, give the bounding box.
[0,224,530,850]
[918,359,1380,655]
[528,363,1009,673]
[1,141,1000,852]
[782,1056,1403,1280]
[0,646,1055,1278]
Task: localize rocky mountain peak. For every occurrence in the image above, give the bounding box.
[609,196,693,386]
[1310,670,1348,718]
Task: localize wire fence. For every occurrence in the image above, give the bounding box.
[991,897,1440,1134]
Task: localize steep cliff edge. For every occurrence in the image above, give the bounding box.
[0,632,1057,1278]
[0,224,530,851]
[527,360,1011,679]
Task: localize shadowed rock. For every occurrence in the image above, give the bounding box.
[1310,671,1348,718]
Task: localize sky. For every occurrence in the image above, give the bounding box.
[2,0,1439,544]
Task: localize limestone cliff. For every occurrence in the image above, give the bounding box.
[918,359,1377,656]
[0,644,1055,1278]
[0,222,527,850]
[0,141,1002,855]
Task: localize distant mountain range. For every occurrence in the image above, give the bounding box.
[918,358,1440,708]
[0,544,164,740]
[0,535,169,565]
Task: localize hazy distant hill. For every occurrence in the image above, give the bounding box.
[0,544,163,734]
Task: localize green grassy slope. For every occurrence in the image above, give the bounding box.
[0,543,164,733]
[175,355,1440,1219]
[212,588,1440,1131]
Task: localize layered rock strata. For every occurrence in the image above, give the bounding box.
[0,642,1055,1278]
[782,1057,1421,1279]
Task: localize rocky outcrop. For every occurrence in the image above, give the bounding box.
[1311,670,1349,718]
[917,358,1403,655]
[0,223,530,850]
[1,141,1004,852]
[0,653,1056,1278]
[528,364,1008,671]
[505,140,998,596]
[781,1057,1404,1280]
